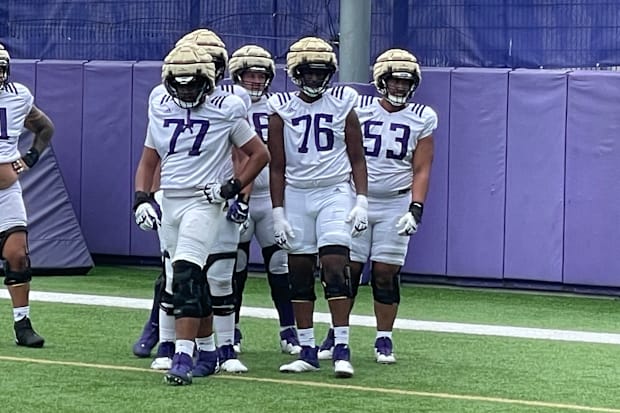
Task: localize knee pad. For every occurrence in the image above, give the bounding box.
[262,244,288,274]
[267,271,291,303]
[371,268,401,305]
[235,242,250,273]
[3,258,31,286]
[211,293,236,316]
[171,260,211,318]
[205,252,236,296]
[320,264,352,300]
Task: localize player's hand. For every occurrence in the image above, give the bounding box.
[11,158,29,175]
[273,207,294,250]
[396,202,423,236]
[239,212,251,236]
[345,195,368,237]
[203,178,242,204]
[227,198,250,224]
[133,191,161,231]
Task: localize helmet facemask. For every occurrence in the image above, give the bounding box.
[0,46,10,87]
[165,74,212,109]
[293,63,335,98]
[239,68,271,101]
[380,71,420,107]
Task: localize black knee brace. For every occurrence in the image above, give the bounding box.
[171,260,211,318]
[233,242,250,319]
[320,264,352,300]
[3,259,32,286]
[371,267,401,305]
[263,244,291,303]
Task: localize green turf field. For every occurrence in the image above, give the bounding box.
[0,266,618,413]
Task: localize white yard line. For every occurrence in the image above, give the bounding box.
[1,290,619,345]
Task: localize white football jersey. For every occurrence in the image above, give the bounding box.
[267,86,358,188]
[0,83,34,163]
[355,96,438,196]
[145,84,254,190]
[247,94,270,195]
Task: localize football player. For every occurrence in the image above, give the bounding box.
[227,44,301,355]
[133,43,269,385]
[318,49,437,364]
[0,44,54,348]
[268,37,368,378]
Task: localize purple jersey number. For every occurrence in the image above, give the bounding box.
[362,121,410,160]
[252,112,269,142]
[0,108,7,139]
[292,113,334,153]
[164,118,210,156]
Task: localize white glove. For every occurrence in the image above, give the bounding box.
[346,195,369,237]
[203,182,226,204]
[396,202,423,236]
[134,203,161,231]
[272,207,295,250]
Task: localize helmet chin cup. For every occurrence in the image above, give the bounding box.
[385,93,408,106]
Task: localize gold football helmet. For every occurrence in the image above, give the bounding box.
[0,44,10,86]
[286,37,337,97]
[373,48,421,106]
[228,45,275,100]
[161,44,216,109]
[176,29,228,83]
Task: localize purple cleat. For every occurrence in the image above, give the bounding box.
[279,345,320,373]
[333,343,354,378]
[279,327,302,355]
[164,352,193,385]
[193,350,219,377]
[374,337,396,364]
[132,321,159,358]
[317,328,334,360]
[150,341,175,370]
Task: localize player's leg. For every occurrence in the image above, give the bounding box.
[254,196,300,355]
[0,183,43,348]
[150,250,176,370]
[193,313,218,377]
[163,196,218,385]
[206,215,247,373]
[2,229,44,348]
[316,182,357,378]
[232,213,254,353]
[368,194,410,364]
[279,186,320,373]
[318,222,370,360]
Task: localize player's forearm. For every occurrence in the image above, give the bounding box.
[350,157,368,196]
[269,168,285,207]
[412,168,430,203]
[237,149,269,189]
[31,124,54,154]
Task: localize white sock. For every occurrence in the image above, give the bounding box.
[376,331,393,340]
[214,313,235,347]
[298,327,315,348]
[13,306,29,322]
[175,339,195,357]
[195,334,216,352]
[158,309,176,342]
[334,326,350,346]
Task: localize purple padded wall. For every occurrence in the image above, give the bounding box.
[35,60,86,218]
[504,70,566,282]
[130,61,162,256]
[403,68,452,275]
[81,61,133,255]
[447,68,509,278]
[564,71,620,287]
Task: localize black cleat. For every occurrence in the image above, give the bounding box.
[14,317,45,348]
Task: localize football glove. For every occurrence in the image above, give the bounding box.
[396,202,423,236]
[133,191,161,231]
[203,178,242,204]
[272,207,294,250]
[345,195,369,237]
[227,197,250,224]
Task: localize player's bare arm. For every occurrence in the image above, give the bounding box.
[344,109,368,196]
[267,113,285,207]
[23,105,55,154]
[135,147,160,193]
[236,134,270,189]
[232,146,253,201]
[411,135,434,203]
